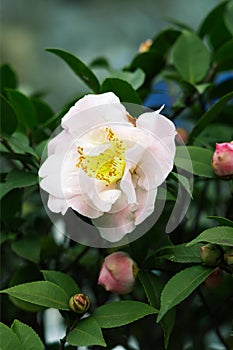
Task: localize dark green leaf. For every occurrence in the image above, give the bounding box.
[42,270,80,297]
[151,28,181,54]
[6,89,37,129]
[0,169,38,200]
[199,1,232,50]
[0,281,70,310]
[208,216,233,228]
[7,132,39,158]
[138,271,175,349]
[0,322,23,350]
[129,50,164,82]
[187,226,233,247]
[67,317,106,347]
[214,39,233,71]
[11,320,43,350]
[0,94,17,136]
[92,301,158,328]
[175,146,214,178]
[101,78,141,104]
[31,97,54,123]
[224,1,233,35]
[170,172,193,198]
[0,64,18,92]
[172,30,211,84]
[46,48,100,93]
[11,236,40,264]
[89,57,111,70]
[157,266,214,322]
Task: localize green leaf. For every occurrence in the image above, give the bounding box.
[11,236,40,264]
[101,78,141,104]
[46,48,100,93]
[67,317,106,347]
[0,64,18,92]
[129,50,164,82]
[109,68,145,90]
[214,39,233,71]
[0,169,38,200]
[208,216,233,228]
[11,320,43,350]
[0,94,17,136]
[199,1,232,50]
[92,301,158,328]
[42,270,80,297]
[0,281,70,310]
[6,89,37,130]
[187,226,233,247]
[151,28,181,54]
[175,146,214,178]
[157,266,214,322]
[89,57,111,70]
[31,97,54,123]
[0,322,23,350]
[138,271,175,349]
[224,1,233,35]
[172,30,211,84]
[7,132,39,158]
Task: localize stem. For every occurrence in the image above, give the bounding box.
[60,316,80,349]
[198,289,231,350]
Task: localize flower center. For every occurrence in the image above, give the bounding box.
[76,127,126,186]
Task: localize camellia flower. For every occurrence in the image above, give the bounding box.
[212,142,233,177]
[98,251,138,294]
[39,92,176,242]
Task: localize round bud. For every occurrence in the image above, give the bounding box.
[69,293,91,314]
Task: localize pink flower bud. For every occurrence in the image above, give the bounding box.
[175,128,189,144]
[204,268,222,289]
[98,251,138,294]
[212,142,233,177]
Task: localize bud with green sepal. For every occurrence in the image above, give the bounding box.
[69,293,91,314]
[200,243,223,266]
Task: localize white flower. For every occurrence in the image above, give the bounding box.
[39,92,176,242]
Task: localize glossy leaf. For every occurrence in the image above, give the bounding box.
[42,270,80,297]
[11,320,43,350]
[6,89,37,129]
[46,48,100,93]
[189,92,233,143]
[67,317,106,347]
[101,78,141,104]
[92,301,158,328]
[0,169,38,200]
[0,94,17,136]
[31,97,54,123]
[151,28,181,54]
[0,64,18,92]
[187,226,233,247]
[224,1,233,35]
[214,39,233,71]
[175,146,214,178]
[0,322,23,350]
[0,281,70,310]
[109,68,145,90]
[199,1,232,50]
[208,216,233,228]
[170,172,193,198]
[138,271,175,349]
[157,266,214,321]
[172,30,211,84]
[129,50,164,82]
[11,236,40,264]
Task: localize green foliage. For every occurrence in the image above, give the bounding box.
[1,3,233,349]
[66,317,106,347]
[172,30,211,84]
[157,266,214,322]
[187,226,233,247]
[92,301,158,328]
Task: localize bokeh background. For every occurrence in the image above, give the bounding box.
[1,0,219,111]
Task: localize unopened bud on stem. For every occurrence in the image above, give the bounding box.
[200,243,222,266]
[69,293,91,314]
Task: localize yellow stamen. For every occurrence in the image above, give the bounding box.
[76,128,126,186]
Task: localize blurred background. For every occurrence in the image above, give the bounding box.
[1,0,220,111]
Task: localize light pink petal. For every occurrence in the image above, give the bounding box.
[48,195,69,215]
[66,195,103,219]
[92,205,136,242]
[134,185,157,225]
[120,168,137,207]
